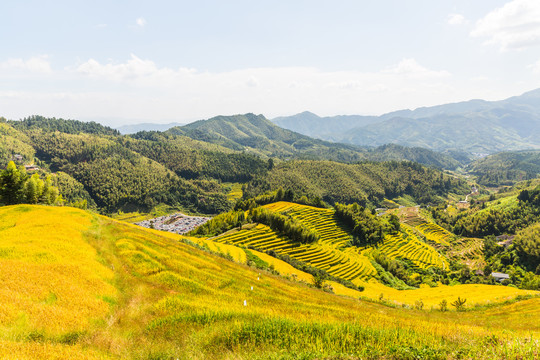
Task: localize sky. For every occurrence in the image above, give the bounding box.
[1,0,540,126]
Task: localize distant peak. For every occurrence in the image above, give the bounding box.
[520,88,540,98]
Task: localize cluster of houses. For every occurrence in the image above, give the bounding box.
[135,213,211,235]
[11,154,40,172]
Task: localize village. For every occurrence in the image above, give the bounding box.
[135,212,211,235]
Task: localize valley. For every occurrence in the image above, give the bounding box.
[1,109,540,359]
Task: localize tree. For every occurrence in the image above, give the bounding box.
[389,214,400,234]
[23,173,45,204]
[0,161,26,205]
[312,273,327,289]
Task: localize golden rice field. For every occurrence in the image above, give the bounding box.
[415,222,454,246]
[0,204,539,359]
[264,202,447,277]
[212,222,377,281]
[225,182,244,201]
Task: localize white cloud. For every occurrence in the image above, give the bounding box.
[75,54,193,81]
[471,0,540,50]
[3,54,527,123]
[41,55,459,120]
[447,13,466,26]
[0,55,52,73]
[246,76,259,87]
[382,58,451,78]
[136,17,147,27]
[528,59,540,74]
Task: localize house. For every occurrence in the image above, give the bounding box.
[12,154,23,162]
[490,272,510,282]
[24,165,40,172]
[496,235,514,248]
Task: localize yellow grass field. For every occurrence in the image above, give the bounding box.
[1,204,539,359]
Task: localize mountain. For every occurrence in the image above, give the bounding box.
[466,150,540,186]
[272,111,381,139]
[116,121,185,134]
[273,89,540,155]
[167,113,376,162]
[167,113,462,168]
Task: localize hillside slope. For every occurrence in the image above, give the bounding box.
[168,113,370,162]
[1,205,539,359]
[169,113,461,168]
[467,150,540,186]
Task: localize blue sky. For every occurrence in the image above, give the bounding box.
[1,0,539,125]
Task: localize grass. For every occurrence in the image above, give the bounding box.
[0,204,539,359]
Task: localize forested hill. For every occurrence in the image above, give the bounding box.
[243,160,469,207]
[1,115,467,214]
[466,150,540,186]
[167,113,462,168]
[167,113,369,162]
[9,115,119,135]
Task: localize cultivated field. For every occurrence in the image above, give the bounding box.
[0,204,539,359]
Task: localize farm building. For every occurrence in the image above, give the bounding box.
[490,272,510,282]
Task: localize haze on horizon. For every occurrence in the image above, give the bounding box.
[1,0,540,126]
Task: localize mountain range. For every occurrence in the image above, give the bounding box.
[166,113,461,168]
[272,88,540,155]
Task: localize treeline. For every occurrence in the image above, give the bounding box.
[192,206,319,244]
[190,210,247,237]
[234,187,327,211]
[513,223,540,274]
[9,115,119,136]
[243,160,468,208]
[481,232,540,290]
[250,207,320,244]
[0,162,61,206]
[334,203,399,245]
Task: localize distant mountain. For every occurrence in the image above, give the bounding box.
[116,122,185,134]
[167,113,370,162]
[167,113,462,168]
[272,111,381,139]
[273,89,540,155]
[466,150,540,186]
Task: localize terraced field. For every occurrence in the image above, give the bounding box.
[264,202,352,247]
[3,205,539,359]
[373,230,448,270]
[415,222,454,246]
[213,221,376,281]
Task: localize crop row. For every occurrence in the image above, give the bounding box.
[263,202,352,247]
[374,230,448,270]
[213,221,376,281]
[415,222,453,246]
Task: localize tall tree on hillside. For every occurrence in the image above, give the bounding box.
[0,161,26,205]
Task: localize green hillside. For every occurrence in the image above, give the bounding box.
[243,160,469,207]
[168,113,370,162]
[169,113,462,168]
[467,150,540,186]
